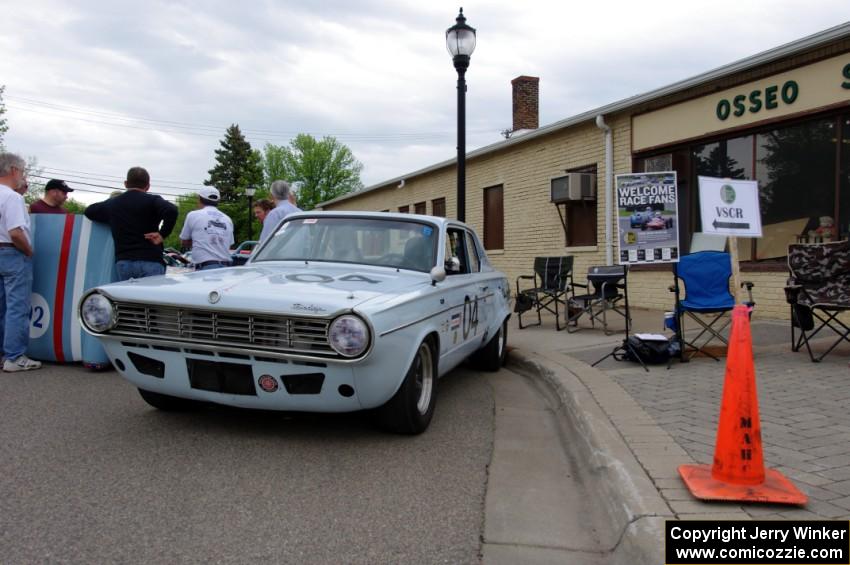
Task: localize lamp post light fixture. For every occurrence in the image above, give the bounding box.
[446,7,476,223]
[245,185,257,241]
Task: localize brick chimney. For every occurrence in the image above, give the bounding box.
[511,76,539,132]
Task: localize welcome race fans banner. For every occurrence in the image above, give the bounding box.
[615,171,680,265]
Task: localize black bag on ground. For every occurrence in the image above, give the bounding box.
[613,336,672,365]
[514,293,534,313]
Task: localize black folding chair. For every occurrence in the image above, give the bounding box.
[669,251,754,362]
[515,256,574,331]
[566,265,630,335]
[785,241,850,362]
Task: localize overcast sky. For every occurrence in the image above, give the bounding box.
[2,0,848,204]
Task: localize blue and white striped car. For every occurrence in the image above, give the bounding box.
[80,212,511,434]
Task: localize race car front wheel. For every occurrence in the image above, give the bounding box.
[376,338,437,435]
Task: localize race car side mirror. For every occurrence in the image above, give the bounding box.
[430,266,447,285]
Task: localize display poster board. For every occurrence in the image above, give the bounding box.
[698,176,763,237]
[615,172,680,265]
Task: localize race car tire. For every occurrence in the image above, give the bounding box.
[376,338,437,435]
[472,318,508,371]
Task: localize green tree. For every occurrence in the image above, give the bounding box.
[64,198,87,214]
[205,124,264,203]
[262,143,288,187]
[23,156,45,206]
[221,199,264,245]
[164,190,269,252]
[267,134,363,210]
[163,193,202,251]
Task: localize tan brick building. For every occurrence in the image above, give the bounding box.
[322,24,850,320]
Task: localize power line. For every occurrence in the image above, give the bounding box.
[40,166,206,186]
[28,174,185,200]
[9,105,224,139]
[8,94,459,139]
[6,96,459,142]
[12,95,452,139]
[39,167,204,191]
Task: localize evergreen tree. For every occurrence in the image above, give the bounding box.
[205,124,264,202]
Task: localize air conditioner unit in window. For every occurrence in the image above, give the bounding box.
[550,173,597,203]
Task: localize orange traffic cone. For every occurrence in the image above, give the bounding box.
[679,304,807,505]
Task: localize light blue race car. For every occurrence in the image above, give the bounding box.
[629,207,653,228]
[80,212,512,434]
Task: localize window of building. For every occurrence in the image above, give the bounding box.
[483,185,504,249]
[432,197,446,217]
[414,201,426,215]
[636,113,845,263]
[398,205,409,214]
[556,165,598,247]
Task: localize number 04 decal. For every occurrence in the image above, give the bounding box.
[285,273,380,284]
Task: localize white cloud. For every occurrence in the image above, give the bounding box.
[1,0,847,204]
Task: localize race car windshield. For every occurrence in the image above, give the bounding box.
[253,217,438,272]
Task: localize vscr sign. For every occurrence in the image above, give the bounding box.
[698,177,762,237]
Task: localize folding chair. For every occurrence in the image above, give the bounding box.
[785,241,850,362]
[670,251,754,362]
[515,256,574,331]
[566,265,630,335]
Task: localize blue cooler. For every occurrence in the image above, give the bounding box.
[28,214,118,368]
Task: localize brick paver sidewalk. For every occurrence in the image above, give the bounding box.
[514,309,850,520]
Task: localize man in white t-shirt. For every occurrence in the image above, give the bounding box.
[179,187,235,271]
[0,152,41,372]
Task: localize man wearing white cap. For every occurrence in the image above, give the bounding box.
[179,187,235,271]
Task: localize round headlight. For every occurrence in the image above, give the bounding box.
[80,293,116,333]
[328,315,370,358]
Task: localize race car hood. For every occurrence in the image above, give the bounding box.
[94,262,432,317]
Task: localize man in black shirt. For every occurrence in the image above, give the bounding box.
[85,167,178,281]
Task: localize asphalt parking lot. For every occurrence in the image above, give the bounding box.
[0,364,494,564]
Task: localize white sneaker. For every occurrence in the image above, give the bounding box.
[3,355,42,372]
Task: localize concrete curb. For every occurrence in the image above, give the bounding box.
[508,349,675,565]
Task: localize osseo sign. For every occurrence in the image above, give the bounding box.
[716,80,799,121]
[716,62,850,122]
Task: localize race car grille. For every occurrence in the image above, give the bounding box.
[111,302,334,356]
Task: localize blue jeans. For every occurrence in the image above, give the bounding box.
[0,248,33,360]
[116,260,165,281]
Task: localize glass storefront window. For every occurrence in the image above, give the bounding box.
[755,118,836,259]
[839,116,850,241]
[693,136,754,259]
[636,114,843,263]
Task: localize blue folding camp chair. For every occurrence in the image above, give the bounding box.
[669,251,754,361]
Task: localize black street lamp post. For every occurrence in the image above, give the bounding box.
[245,185,256,241]
[446,8,476,223]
